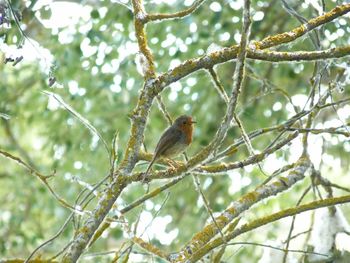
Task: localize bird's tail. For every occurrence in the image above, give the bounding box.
[145,157,156,176]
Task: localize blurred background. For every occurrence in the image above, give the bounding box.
[0,0,350,262]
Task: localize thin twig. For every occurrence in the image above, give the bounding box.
[192,174,227,243]
[227,241,329,258]
[208,67,229,105]
[0,149,79,212]
[233,113,268,177]
[156,95,173,125]
[28,174,110,261]
[42,91,110,159]
[2,119,37,169]
[24,213,74,263]
[282,186,311,263]
[89,175,186,247]
[146,0,206,22]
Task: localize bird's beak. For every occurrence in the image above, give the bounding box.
[191,120,197,124]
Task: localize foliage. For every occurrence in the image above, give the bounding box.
[1,0,350,262]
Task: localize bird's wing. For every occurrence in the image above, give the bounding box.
[145,127,181,175]
[153,127,181,158]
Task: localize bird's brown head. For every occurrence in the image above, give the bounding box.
[174,115,196,144]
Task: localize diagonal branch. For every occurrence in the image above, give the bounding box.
[133,93,349,181]
[145,0,206,22]
[58,3,350,263]
[61,175,127,262]
[254,4,350,49]
[0,149,78,212]
[135,130,298,180]
[188,194,350,262]
[155,4,350,90]
[156,44,350,91]
[89,174,186,246]
[132,237,168,260]
[62,1,160,260]
[198,131,299,174]
[169,156,310,262]
[207,67,229,105]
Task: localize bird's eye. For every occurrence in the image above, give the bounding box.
[183,121,186,124]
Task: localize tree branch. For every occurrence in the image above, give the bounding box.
[57,3,350,262]
[248,45,350,62]
[169,157,310,262]
[132,0,156,78]
[145,0,206,22]
[61,175,127,262]
[187,194,350,262]
[254,4,350,49]
[155,4,350,89]
[61,1,161,260]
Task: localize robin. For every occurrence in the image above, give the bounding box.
[144,115,196,176]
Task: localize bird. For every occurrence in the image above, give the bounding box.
[144,115,196,176]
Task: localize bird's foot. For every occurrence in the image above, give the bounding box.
[167,159,180,170]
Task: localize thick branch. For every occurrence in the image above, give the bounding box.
[248,45,350,62]
[62,1,160,260]
[156,44,350,91]
[119,85,155,173]
[155,4,350,90]
[59,3,350,262]
[61,176,127,262]
[133,237,168,260]
[169,157,310,262]
[199,131,299,173]
[188,194,350,262]
[255,4,350,49]
[132,0,156,78]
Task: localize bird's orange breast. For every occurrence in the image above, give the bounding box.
[182,124,193,145]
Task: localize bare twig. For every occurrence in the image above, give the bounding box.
[0,149,79,212]
[24,214,74,263]
[156,95,173,125]
[132,193,170,260]
[192,174,227,243]
[42,91,110,158]
[228,241,329,258]
[208,67,229,105]
[146,0,206,22]
[282,186,312,263]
